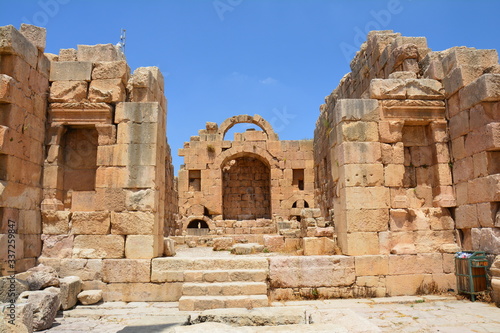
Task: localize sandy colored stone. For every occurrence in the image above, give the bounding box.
[213,237,233,251]
[269,256,355,288]
[102,282,182,302]
[125,235,161,259]
[88,79,125,103]
[59,276,82,310]
[70,211,110,235]
[102,259,151,283]
[73,235,124,259]
[19,290,59,330]
[111,212,155,235]
[77,289,103,305]
[42,210,71,235]
[341,164,384,187]
[49,61,92,81]
[354,255,389,276]
[92,60,130,81]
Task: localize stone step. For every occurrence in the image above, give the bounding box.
[184,269,268,283]
[178,295,269,311]
[152,258,269,282]
[182,282,268,296]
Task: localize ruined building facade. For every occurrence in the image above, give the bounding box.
[0,25,499,305]
[176,115,315,243]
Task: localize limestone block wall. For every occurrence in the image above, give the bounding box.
[314,31,488,256]
[164,143,179,236]
[420,47,500,253]
[0,25,49,275]
[40,44,170,263]
[269,254,455,300]
[176,114,314,236]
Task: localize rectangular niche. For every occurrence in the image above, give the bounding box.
[62,127,98,206]
[189,170,201,191]
[293,169,305,190]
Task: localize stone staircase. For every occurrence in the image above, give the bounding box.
[178,257,269,311]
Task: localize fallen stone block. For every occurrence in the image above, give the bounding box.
[231,243,264,255]
[59,276,82,310]
[23,264,59,291]
[0,277,29,303]
[19,290,59,331]
[77,290,102,305]
[213,237,233,251]
[0,301,33,333]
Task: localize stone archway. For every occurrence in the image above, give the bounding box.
[217,114,279,141]
[222,154,271,220]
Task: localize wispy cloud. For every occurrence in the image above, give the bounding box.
[260,77,278,85]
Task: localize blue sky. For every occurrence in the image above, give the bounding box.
[2,0,499,174]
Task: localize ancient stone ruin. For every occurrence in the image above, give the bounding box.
[0,24,499,331]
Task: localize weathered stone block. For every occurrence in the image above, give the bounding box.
[0,25,38,66]
[125,235,161,259]
[70,211,110,235]
[117,122,158,144]
[468,175,500,203]
[341,187,390,210]
[125,189,156,211]
[19,24,46,51]
[269,256,355,288]
[378,121,404,143]
[339,121,379,142]
[164,237,176,256]
[449,111,470,140]
[460,74,500,110]
[73,235,124,259]
[18,290,59,330]
[41,210,71,235]
[333,99,380,125]
[471,228,500,254]
[102,259,150,283]
[388,253,443,275]
[41,234,73,258]
[263,235,285,252]
[77,44,124,62]
[340,232,380,255]
[384,164,405,187]
[111,212,155,235]
[115,102,160,123]
[88,79,125,103]
[49,61,92,81]
[49,80,87,102]
[59,276,82,310]
[303,237,335,255]
[0,277,29,303]
[58,48,77,61]
[0,301,33,333]
[77,290,103,305]
[337,142,382,165]
[341,164,384,187]
[92,60,130,81]
[102,282,182,302]
[58,259,102,281]
[343,209,389,233]
[355,255,388,276]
